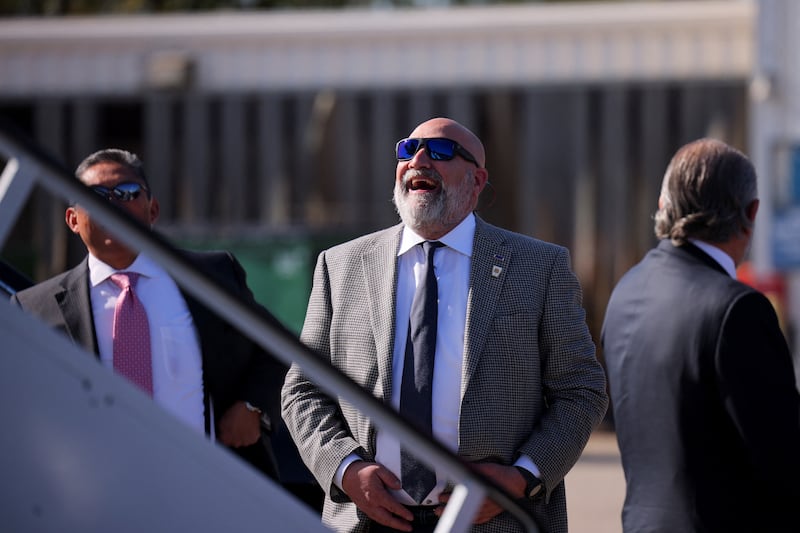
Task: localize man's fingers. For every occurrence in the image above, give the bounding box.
[344,462,414,527]
[375,466,403,491]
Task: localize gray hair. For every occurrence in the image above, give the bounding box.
[654,138,757,245]
[75,148,150,189]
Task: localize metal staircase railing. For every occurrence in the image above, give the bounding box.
[0,118,539,533]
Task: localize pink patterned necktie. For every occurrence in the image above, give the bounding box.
[110,272,153,396]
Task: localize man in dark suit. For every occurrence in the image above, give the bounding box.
[282,117,608,532]
[11,148,286,480]
[602,138,800,532]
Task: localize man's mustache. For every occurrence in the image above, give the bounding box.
[402,169,443,190]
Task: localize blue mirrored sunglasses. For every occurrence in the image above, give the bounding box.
[395,137,480,167]
[90,181,150,202]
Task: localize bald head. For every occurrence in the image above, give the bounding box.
[408,117,486,168]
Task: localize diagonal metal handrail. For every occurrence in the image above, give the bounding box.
[0,121,539,533]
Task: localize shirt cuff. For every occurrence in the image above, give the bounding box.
[513,454,542,479]
[334,452,365,490]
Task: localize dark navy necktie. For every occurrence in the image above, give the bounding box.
[400,240,444,503]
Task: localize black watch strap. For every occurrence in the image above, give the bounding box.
[514,466,543,500]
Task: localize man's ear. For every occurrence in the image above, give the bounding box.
[148,197,160,227]
[746,198,759,223]
[65,207,80,234]
[475,167,489,189]
[472,167,489,195]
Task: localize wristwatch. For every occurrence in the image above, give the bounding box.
[244,401,262,414]
[514,466,543,500]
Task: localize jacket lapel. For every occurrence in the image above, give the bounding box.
[363,225,403,404]
[56,258,99,356]
[462,219,510,390]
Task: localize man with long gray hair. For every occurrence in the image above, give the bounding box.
[602,138,800,532]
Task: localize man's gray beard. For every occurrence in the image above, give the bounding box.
[393,171,474,232]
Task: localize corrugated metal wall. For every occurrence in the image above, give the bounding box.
[1,80,748,342]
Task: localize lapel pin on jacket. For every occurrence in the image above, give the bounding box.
[492,265,503,278]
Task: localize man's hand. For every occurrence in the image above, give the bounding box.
[439,462,526,524]
[217,401,261,448]
[341,461,415,532]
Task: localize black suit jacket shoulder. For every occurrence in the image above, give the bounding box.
[11,258,97,352]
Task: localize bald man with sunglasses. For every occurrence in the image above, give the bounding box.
[11,148,287,481]
[282,117,608,533]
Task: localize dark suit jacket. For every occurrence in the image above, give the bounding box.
[602,239,800,532]
[282,217,609,533]
[11,250,287,480]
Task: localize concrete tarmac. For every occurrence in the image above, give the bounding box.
[564,429,625,533]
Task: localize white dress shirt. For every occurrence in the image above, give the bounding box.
[88,253,206,435]
[374,214,474,505]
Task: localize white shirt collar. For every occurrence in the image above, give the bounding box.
[88,253,165,287]
[398,213,476,258]
[689,239,737,279]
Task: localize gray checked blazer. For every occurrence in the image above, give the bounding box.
[281,216,608,533]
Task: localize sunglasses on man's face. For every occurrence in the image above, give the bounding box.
[90,182,150,202]
[395,137,480,168]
